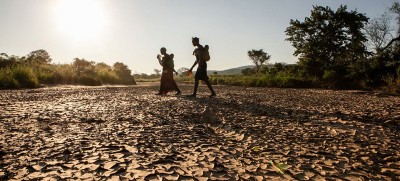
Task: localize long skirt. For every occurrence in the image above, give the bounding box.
[159,69,180,93]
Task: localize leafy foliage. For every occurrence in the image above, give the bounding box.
[0,50,136,89]
[210,73,311,88]
[247,49,271,74]
[0,65,38,89]
[114,62,136,85]
[286,5,369,82]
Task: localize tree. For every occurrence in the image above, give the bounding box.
[154,68,161,76]
[72,58,94,76]
[26,49,52,65]
[72,58,101,85]
[0,53,8,59]
[285,5,369,79]
[247,49,271,74]
[381,2,400,51]
[113,62,136,85]
[390,2,400,37]
[370,2,400,90]
[365,11,393,52]
[95,63,118,84]
[0,53,17,68]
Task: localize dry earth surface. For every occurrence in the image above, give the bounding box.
[0,83,399,180]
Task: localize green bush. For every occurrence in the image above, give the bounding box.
[0,68,19,89]
[37,70,59,84]
[256,76,268,87]
[12,66,39,88]
[322,70,337,81]
[79,75,102,86]
[276,76,310,88]
[241,76,258,87]
[56,65,77,84]
[97,70,119,84]
[0,66,39,89]
[208,74,311,88]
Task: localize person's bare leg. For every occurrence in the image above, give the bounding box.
[191,79,199,97]
[204,79,216,97]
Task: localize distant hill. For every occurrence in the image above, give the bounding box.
[208,65,254,75]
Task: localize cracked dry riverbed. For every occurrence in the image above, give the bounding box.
[0,83,399,180]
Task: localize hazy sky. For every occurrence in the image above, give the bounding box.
[0,0,396,74]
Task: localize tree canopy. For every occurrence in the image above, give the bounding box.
[247,49,271,74]
[286,5,369,79]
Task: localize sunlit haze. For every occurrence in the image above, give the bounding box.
[53,0,108,41]
[0,0,396,74]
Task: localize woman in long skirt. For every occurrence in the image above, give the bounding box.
[156,47,181,95]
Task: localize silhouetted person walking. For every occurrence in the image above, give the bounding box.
[156,47,181,95]
[188,37,216,97]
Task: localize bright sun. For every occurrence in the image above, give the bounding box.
[54,0,107,40]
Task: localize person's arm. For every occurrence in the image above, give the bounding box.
[189,49,200,71]
[157,55,163,66]
[189,60,198,72]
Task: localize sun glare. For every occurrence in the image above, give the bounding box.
[54,0,107,40]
